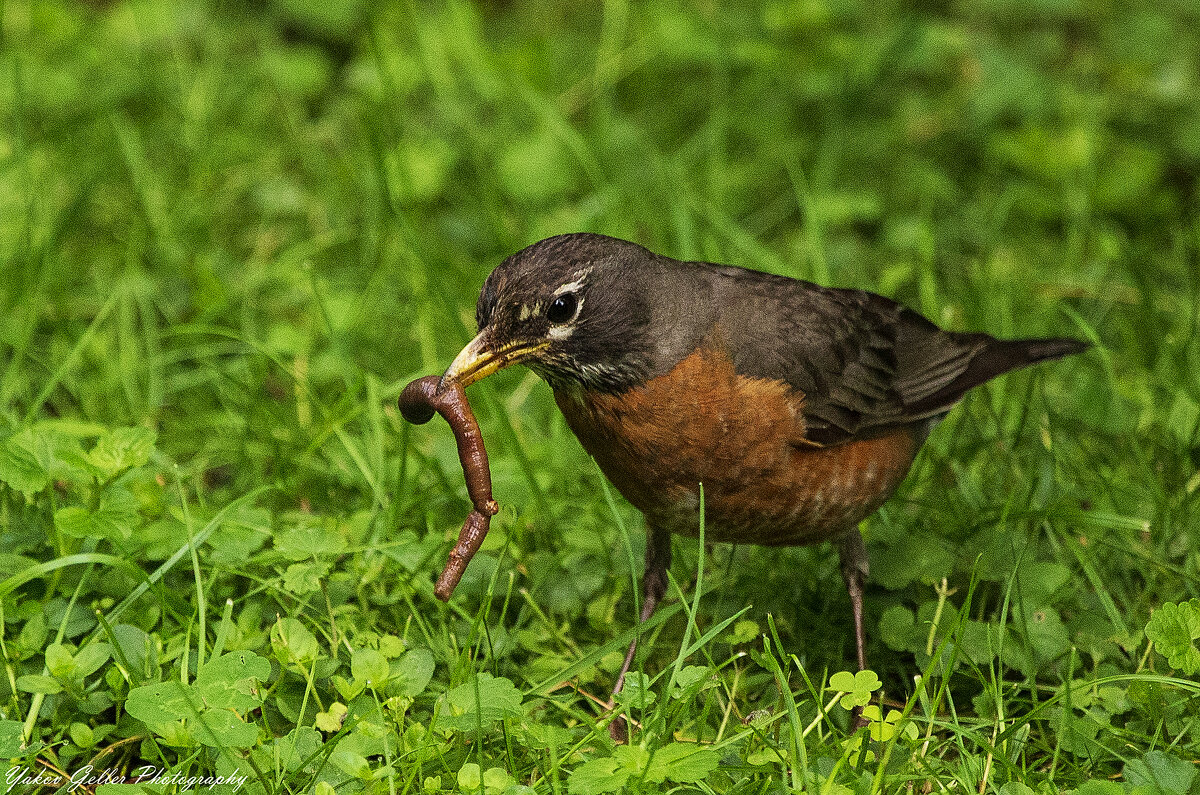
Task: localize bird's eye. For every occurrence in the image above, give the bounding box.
[547,293,579,324]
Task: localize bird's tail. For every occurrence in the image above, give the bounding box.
[906,334,1089,418]
[980,335,1091,373]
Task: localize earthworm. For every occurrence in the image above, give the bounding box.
[399,376,499,600]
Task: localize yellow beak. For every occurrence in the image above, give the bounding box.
[439,329,549,391]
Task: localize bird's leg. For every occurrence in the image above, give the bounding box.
[837,528,871,730]
[837,529,870,671]
[609,524,672,742]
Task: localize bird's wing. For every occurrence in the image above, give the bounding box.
[709,268,988,446]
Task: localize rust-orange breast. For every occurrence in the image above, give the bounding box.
[554,345,920,545]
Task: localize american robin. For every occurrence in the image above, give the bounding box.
[439,232,1086,727]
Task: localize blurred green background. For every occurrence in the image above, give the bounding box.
[2,0,1199,788]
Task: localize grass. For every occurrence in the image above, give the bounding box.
[1,0,1198,792]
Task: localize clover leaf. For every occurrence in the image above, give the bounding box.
[1145,600,1200,674]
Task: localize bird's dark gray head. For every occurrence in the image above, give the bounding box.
[442,234,660,392]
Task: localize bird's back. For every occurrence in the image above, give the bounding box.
[655,258,1087,447]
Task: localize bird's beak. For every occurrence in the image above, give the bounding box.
[439,329,549,391]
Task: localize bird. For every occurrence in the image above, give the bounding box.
[438,232,1087,734]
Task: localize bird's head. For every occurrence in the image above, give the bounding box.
[441,234,659,393]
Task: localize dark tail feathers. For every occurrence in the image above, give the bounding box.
[908,335,1089,417]
[1000,336,1091,365]
[979,336,1091,376]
